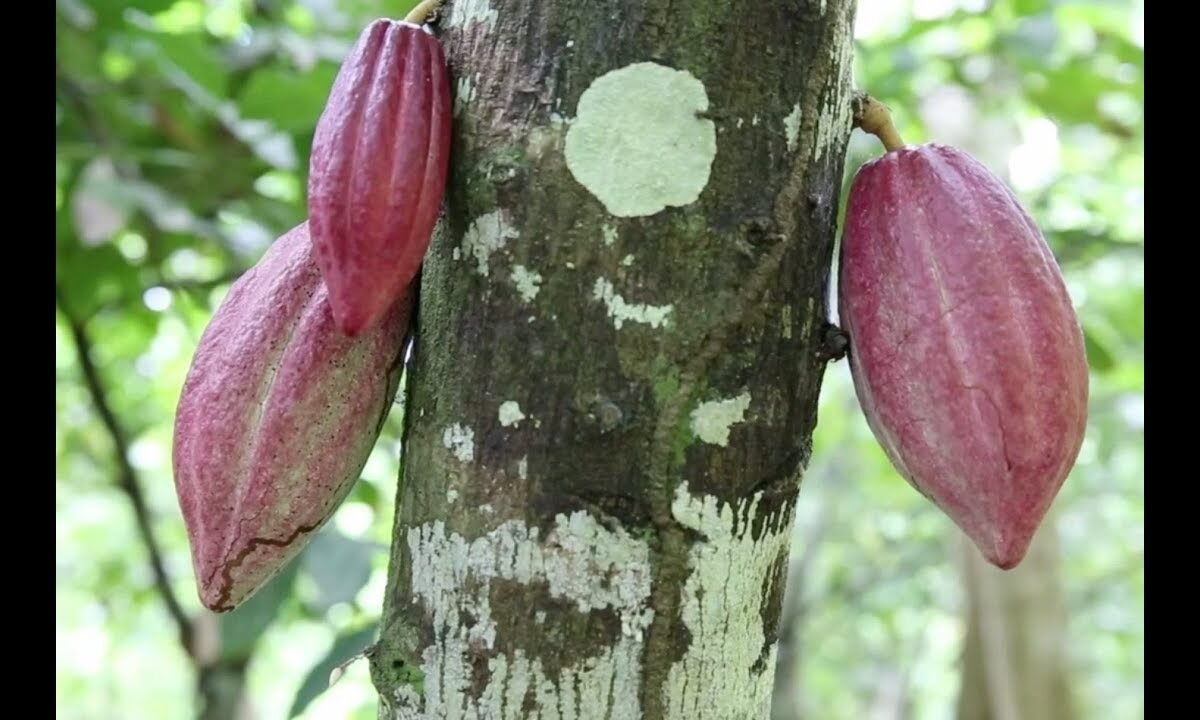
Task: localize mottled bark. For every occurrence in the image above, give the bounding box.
[956,514,1076,720]
[370,1,858,717]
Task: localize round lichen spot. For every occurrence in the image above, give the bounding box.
[565,62,717,218]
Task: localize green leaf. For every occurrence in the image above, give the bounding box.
[1025,61,1109,125]
[150,32,229,99]
[1012,0,1051,17]
[288,623,380,719]
[1083,326,1116,373]
[56,23,103,84]
[57,226,145,321]
[217,559,301,662]
[347,479,381,510]
[370,0,424,21]
[1011,12,1059,58]
[237,63,338,135]
[85,0,179,30]
[302,529,376,614]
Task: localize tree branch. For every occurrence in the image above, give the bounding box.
[57,283,194,652]
[158,272,245,294]
[93,271,246,318]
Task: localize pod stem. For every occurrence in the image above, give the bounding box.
[404,0,443,23]
[853,92,906,152]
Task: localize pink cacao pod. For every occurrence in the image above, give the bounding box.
[307,17,451,336]
[172,222,412,612]
[837,142,1089,569]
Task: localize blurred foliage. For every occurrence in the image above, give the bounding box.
[57,1,421,718]
[55,1,1143,719]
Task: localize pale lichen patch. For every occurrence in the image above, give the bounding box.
[564,62,717,217]
[784,103,802,152]
[405,513,653,718]
[602,224,618,246]
[454,75,477,117]
[441,424,475,464]
[689,393,752,446]
[510,265,542,302]
[446,488,459,504]
[592,277,673,330]
[390,685,423,719]
[621,254,635,267]
[498,401,526,428]
[663,483,795,719]
[447,0,497,30]
[461,210,519,277]
[526,118,568,162]
[814,24,855,162]
[517,456,528,480]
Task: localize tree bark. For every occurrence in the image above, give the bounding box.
[370,1,859,717]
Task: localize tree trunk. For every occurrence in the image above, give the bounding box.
[189,613,258,720]
[955,513,1076,720]
[369,1,859,717]
[197,662,255,720]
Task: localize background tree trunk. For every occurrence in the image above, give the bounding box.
[955,514,1076,720]
[369,1,859,717]
[197,662,255,720]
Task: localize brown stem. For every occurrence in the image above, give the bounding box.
[404,0,442,23]
[56,284,194,652]
[852,93,906,152]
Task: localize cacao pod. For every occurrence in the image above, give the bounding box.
[308,17,451,336]
[837,142,1089,570]
[172,222,412,612]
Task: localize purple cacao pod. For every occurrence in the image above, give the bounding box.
[172,222,412,612]
[308,18,452,336]
[837,143,1089,569]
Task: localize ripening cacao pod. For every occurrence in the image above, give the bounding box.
[307,15,451,336]
[172,222,412,612]
[838,142,1089,570]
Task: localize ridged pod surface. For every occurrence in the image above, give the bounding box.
[837,143,1089,569]
[172,223,413,612]
[308,18,451,336]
